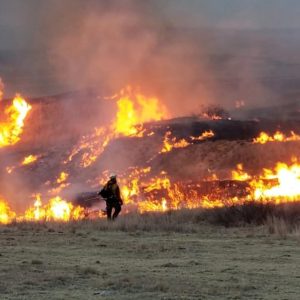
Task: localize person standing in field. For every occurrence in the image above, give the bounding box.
[99,174,123,220]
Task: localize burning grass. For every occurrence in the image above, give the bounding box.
[0,94,31,147]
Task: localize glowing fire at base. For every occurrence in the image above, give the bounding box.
[251,162,300,201]
[1,84,300,225]
[253,131,300,144]
[0,199,16,224]
[24,196,85,222]
[2,159,300,224]
[232,160,300,203]
[0,94,32,148]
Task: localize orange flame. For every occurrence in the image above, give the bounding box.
[67,87,169,167]
[161,131,189,153]
[24,196,85,222]
[161,130,215,153]
[253,131,300,144]
[231,160,300,203]
[191,130,215,141]
[21,154,39,166]
[232,164,251,181]
[251,161,300,201]
[0,199,16,224]
[0,94,31,148]
[113,87,168,136]
[57,172,69,184]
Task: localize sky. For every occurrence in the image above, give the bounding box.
[0,0,300,50]
[166,0,300,29]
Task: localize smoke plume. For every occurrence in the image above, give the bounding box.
[38,0,213,117]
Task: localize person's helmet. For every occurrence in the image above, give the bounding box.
[109,173,117,179]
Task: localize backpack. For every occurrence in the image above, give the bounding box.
[99,185,113,199]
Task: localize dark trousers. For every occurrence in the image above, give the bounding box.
[106,200,121,220]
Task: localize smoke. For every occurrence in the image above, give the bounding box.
[38,0,213,117]
[1,1,299,111]
[2,0,300,213]
[0,78,3,100]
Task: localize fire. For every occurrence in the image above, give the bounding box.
[117,158,300,214]
[2,159,300,225]
[67,87,169,167]
[231,160,300,203]
[119,168,230,213]
[21,154,38,166]
[161,131,190,153]
[0,195,85,224]
[190,130,215,141]
[24,196,84,222]
[0,199,16,224]
[57,172,69,184]
[65,126,112,168]
[161,130,215,153]
[253,131,300,144]
[25,194,45,221]
[0,94,32,148]
[232,164,251,181]
[6,154,40,174]
[113,86,168,137]
[3,83,300,223]
[251,161,300,201]
[48,171,70,195]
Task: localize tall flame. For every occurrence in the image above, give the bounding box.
[24,196,84,222]
[0,199,16,224]
[67,86,169,167]
[0,94,32,148]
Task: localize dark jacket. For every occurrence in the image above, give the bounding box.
[100,179,123,204]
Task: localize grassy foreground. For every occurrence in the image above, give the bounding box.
[0,210,300,300]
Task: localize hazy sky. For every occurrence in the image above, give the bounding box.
[166,0,300,29]
[0,0,300,50]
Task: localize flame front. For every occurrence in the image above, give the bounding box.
[113,88,167,136]
[161,130,215,153]
[2,84,300,225]
[253,131,300,144]
[24,196,84,222]
[251,162,300,201]
[67,86,169,167]
[0,94,32,148]
[0,198,16,224]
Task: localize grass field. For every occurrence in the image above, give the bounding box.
[0,210,300,300]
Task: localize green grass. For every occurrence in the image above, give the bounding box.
[0,216,299,300]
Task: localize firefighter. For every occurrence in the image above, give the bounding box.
[99,174,123,220]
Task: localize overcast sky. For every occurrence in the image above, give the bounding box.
[166,0,300,29]
[0,0,300,50]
